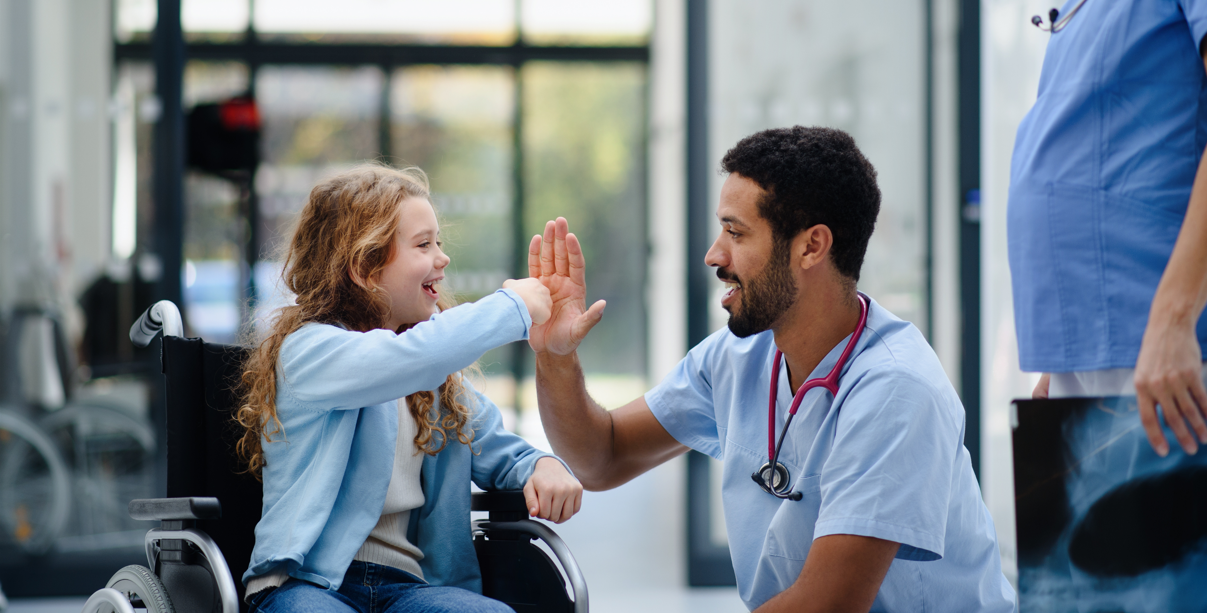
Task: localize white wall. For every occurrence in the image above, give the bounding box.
[979,0,1050,585]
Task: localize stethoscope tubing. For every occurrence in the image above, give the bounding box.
[761,293,870,498]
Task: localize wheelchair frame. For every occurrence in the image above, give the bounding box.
[85,300,588,613]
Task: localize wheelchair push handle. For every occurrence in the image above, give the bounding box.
[130,301,184,347]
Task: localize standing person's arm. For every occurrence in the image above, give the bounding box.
[528,218,687,490]
[1135,55,1207,456]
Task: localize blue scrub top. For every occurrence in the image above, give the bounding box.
[1009,0,1207,372]
[645,298,1015,612]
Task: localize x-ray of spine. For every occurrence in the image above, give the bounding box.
[1013,396,1207,612]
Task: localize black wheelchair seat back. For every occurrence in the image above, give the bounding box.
[161,337,259,612]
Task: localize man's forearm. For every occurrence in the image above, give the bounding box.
[1151,143,1207,325]
[534,350,617,489]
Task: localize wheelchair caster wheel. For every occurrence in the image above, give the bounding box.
[102,565,175,613]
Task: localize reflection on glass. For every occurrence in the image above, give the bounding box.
[254,0,515,45]
[521,0,653,45]
[523,62,647,378]
[390,65,516,391]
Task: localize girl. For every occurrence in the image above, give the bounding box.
[235,165,582,612]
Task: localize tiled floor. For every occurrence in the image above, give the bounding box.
[8,457,744,613]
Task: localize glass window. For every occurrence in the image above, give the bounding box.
[520,62,648,431]
[254,65,385,329]
[182,62,252,344]
[254,0,516,45]
[113,0,155,42]
[390,65,518,413]
[114,0,250,43]
[709,0,929,336]
[521,0,653,46]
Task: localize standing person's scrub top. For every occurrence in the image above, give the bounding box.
[1009,0,1207,373]
[645,297,1015,612]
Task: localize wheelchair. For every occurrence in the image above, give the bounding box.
[83,301,588,613]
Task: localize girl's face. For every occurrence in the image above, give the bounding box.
[377,197,450,330]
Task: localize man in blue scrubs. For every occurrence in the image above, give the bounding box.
[1010,0,1207,455]
[528,127,1015,612]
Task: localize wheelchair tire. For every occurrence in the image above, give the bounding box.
[106,565,175,613]
[41,402,156,537]
[0,408,72,554]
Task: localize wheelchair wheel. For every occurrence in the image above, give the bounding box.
[0,408,71,554]
[40,402,156,537]
[106,565,175,613]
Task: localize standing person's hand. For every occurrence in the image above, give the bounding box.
[1135,317,1207,456]
[1032,373,1051,399]
[526,217,606,355]
[502,278,553,325]
[522,457,583,523]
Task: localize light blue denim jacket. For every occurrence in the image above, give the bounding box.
[243,289,558,592]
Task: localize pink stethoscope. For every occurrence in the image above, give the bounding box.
[751,294,869,501]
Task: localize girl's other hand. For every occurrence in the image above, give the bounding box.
[503,278,552,325]
[522,456,583,523]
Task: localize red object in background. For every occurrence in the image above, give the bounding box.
[219,97,260,131]
[188,96,260,173]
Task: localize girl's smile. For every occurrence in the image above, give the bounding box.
[377,196,451,330]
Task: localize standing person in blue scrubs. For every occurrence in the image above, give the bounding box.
[1010,0,1207,457]
[526,127,1015,612]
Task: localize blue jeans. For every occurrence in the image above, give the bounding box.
[248,561,515,613]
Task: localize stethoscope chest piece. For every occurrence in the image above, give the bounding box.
[753,461,792,496]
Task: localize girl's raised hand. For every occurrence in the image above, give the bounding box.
[503,278,553,325]
[522,457,583,523]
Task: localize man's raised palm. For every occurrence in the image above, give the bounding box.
[527,218,606,356]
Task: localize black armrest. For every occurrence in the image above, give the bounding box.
[472,490,529,522]
[129,497,222,521]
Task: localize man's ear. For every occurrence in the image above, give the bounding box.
[792,225,833,272]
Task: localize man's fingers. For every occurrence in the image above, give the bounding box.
[1178,387,1207,445]
[1189,375,1207,444]
[540,220,556,277]
[1161,391,1198,455]
[523,480,540,516]
[566,232,587,287]
[528,234,542,279]
[1138,394,1170,457]
[554,217,569,277]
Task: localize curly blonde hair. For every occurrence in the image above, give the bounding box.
[235,164,475,479]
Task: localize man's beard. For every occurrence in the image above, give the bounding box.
[721,240,798,338]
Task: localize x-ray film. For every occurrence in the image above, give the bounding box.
[1012,396,1207,612]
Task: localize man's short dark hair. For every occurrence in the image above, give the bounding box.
[720,126,880,282]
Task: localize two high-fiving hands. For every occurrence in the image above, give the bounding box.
[506,217,606,523]
[501,217,607,352]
